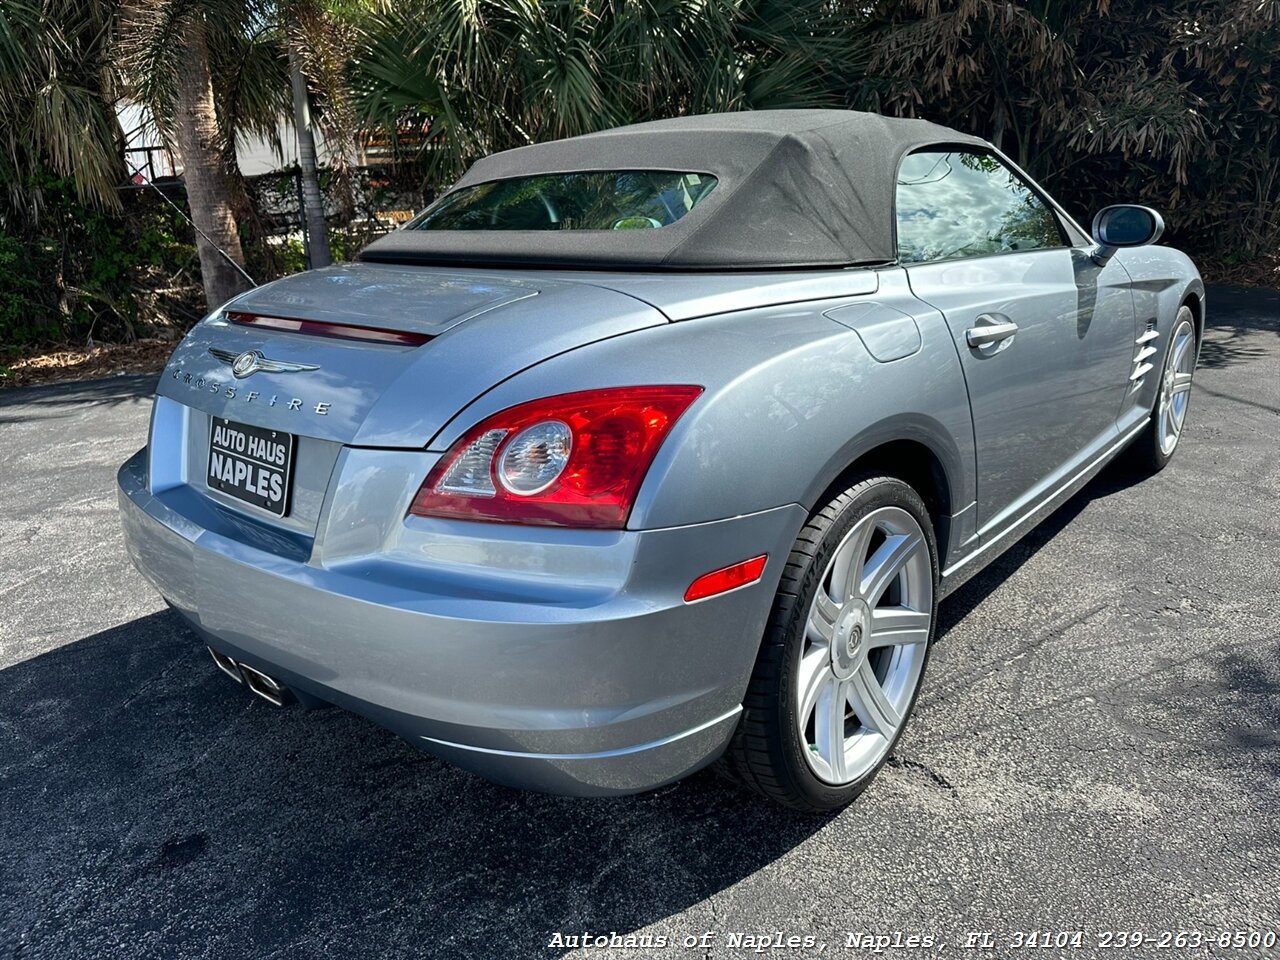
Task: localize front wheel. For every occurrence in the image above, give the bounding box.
[721,473,938,812]
[1127,306,1197,473]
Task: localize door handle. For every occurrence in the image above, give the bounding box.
[966,316,1019,348]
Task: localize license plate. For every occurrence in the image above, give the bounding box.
[207,417,295,517]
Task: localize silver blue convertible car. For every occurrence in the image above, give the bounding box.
[118,111,1203,811]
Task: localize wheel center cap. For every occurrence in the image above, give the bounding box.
[831,599,871,679]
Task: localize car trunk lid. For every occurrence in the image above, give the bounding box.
[156,262,668,449]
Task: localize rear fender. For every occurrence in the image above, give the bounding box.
[429,294,976,560]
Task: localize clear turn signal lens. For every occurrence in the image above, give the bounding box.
[436,429,507,497]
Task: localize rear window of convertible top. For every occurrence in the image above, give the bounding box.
[408,171,718,232]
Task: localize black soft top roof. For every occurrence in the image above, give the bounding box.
[360,110,990,271]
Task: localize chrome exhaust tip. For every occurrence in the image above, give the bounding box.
[238,663,290,707]
[208,646,243,683]
[207,646,291,707]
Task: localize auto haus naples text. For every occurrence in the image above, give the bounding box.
[545,931,831,951]
[209,423,287,501]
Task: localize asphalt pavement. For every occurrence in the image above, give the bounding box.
[1,287,1277,960]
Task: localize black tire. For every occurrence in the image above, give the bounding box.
[719,472,939,812]
[1125,305,1198,474]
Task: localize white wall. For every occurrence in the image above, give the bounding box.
[116,101,335,179]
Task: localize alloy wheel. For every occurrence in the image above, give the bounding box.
[797,506,932,785]
[1156,318,1196,456]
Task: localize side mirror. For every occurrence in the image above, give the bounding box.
[1091,204,1165,265]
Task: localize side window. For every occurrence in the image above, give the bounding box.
[895,150,1066,264]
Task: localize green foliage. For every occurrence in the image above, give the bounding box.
[0,234,46,347]
[352,0,852,183]
[854,0,1280,259]
[351,0,1278,262]
[263,229,347,277]
[119,0,293,150]
[0,178,202,350]
[3,0,1278,353]
[0,0,125,224]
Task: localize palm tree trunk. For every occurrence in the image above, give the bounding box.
[288,35,331,269]
[173,13,251,311]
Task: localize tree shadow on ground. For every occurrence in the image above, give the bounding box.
[0,609,832,960]
[1211,643,1280,789]
[1196,285,1279,371]
[0,374,157,425]
[0,453,1162,960]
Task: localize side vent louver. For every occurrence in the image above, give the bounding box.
[1130,321,1159,393]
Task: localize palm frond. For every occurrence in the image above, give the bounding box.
[0,0,125,225]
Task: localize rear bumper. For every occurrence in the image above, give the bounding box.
[117,448,803,795]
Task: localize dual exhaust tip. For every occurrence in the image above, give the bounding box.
[208,646,292,707]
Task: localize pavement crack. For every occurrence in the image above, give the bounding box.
[932,634,1273,747]
[931,603,1110,701]
[886,755,956,792]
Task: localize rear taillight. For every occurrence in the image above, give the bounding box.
[409,385,704,528]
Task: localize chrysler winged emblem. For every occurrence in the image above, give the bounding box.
[209,348,320,379]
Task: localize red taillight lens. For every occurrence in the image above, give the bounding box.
[409,385,704,528]
[684,555,768,602]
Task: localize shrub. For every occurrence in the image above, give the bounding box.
[0,177,203,351]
